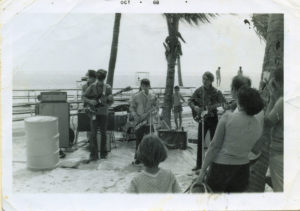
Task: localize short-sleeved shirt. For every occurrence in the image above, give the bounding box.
[189,86,226,117]
[269,97,283,153]
[127,168,181,193]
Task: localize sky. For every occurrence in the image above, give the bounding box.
[4,12,266,89]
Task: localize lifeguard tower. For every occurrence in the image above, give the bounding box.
[135,72,149,86]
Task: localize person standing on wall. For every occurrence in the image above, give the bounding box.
[238,66,243,76]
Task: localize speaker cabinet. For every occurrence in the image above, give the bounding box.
[40,92,67,102]
[158,130,187,150]
[38,102,70,148]
[114,112,127,131]
[77,111,91,132]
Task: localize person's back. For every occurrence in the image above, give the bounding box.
[214,111,263,165]
[128,168,181,193]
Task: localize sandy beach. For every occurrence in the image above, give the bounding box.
[12,110,202,193]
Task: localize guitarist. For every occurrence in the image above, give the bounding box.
[81,69,97,143]
[83,69,114,161]
[188,71,226,171]
[130,79,158,165]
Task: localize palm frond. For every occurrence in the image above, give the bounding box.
[251,14,269,41]
[163,13,217,25]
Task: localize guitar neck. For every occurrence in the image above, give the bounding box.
[201,103,223,110]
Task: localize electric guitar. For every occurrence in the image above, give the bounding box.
[86,86,132,114]
[192,102,226,122]
[133,107,157,130]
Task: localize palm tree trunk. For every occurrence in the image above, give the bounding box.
[161,16,179,127]
[247,14,283,192]
[107,13,121,87]
[177,55,183,86]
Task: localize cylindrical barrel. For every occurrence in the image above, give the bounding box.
[25,116,60,170]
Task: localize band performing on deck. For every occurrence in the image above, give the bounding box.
[32,67,281,194]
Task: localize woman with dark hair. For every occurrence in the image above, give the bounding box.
[194,87,264,192]
[229,75,252,111]
[127,135,181,193]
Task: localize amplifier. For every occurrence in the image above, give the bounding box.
[158,130,187,150]
[114,112,127,131]
[40,92,67,102]
[38,102,70,148]
[77,110,91,132]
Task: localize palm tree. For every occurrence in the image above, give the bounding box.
[247,13,283,192]
[177,55,183,86]
[107,13,122,87]
[161,13,216,127]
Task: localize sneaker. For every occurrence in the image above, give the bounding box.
[59,150,66,159]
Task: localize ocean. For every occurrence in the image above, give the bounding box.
[12,73,242,91]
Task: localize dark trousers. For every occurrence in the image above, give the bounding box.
[206,162,250,193]
[134,125,152,160]
[197,116,218,168]
[90,114,108,159]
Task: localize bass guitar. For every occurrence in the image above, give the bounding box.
[86,86,132,114]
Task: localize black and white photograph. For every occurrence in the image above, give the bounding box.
[1,0,300,210]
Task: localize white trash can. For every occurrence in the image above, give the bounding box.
[25,116,60,170]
